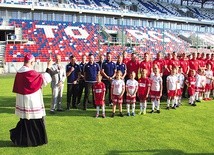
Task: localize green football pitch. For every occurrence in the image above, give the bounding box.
[0,74,214,155]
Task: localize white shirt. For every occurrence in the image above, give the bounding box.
[111,79,125,95]
[126,79,138,96]
[195,74,206,87]
[205,70,213,84]
[176,73,185,89]
[167,75,178,90]
[50,63,66,87]
[150,74,162,91]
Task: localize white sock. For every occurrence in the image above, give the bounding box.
[180,96,182,101]
[172,99,176,107]
[174,97,178,105]
[156,100,160,110]
[140,102,143,112]
[207,91,210,98]
[190,96,194,104]
[127,104,130,113]
[102,105,105,115]
[155,99,158,107]
[152,100,155,110]
[195,92,199,100]
[143,101,147,111]
[189,97,191,104]
[132,103,135,113]
[204,92,207,98]
[199,96,202,101]
[96,106,100,115]
[167,99,170,107]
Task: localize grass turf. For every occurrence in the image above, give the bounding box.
[0,74,214,155]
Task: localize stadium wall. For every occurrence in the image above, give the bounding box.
[4,62,69,73]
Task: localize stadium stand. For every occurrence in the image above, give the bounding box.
[0,1,213,74]
[4,19,191,62]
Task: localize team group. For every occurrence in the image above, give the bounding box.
[46,51,214,118]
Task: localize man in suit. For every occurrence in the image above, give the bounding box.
[47,54,66,113]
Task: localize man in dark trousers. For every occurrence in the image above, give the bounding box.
[66,55,80,110]
[101,52,117,106]
[83,54,100,110]
[77,54,87,105]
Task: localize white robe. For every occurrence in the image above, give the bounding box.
[15,66,51,120]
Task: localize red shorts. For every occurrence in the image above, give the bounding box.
[112,94,123,105]
[176,89,182,96]
[196,87,205,93]
[188,88,195,96]
[150,90,161,100]
[126,96,136,104]
[205,84,212,91]
[168,90,176,98]
[95,100,105,106]
[138,94,147,101]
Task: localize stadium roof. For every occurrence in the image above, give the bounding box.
[181,0,214,8]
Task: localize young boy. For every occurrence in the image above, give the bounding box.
[93,74,106,118]
[204,64,213,100]
[111,70,125,117]
[126,71,138,116]
[195,69,206,102]
[166,67,178,109]
[138,69,151,115]
[150,66,162,113]
[186,70,196,106]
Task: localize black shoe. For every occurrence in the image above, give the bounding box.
[192,103,197,106]
[166,107,170,110]
[189,103,191,105]
[196,100,201,102]
[72,106,77,109]
[109,103,113,106]
[150,110,154,113]
[50,110,55,114]
[57,109,63,112]
[119,112,124,117]
[176,104,180,107]
[83,107,87,110]
[157,110,160,113]
[102,114,106,118]
[111,113,115,118]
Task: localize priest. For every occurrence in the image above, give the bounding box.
[10,54,52,147]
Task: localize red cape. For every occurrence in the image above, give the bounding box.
[13,70,43,95]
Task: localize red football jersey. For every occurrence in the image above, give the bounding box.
[126,60,139,79]
[153,58,165,74]
[139,61,152,77]
[138,77,151,95]
[169,58,180,69]
[186,76,196,96]
[179,58,189,74]
[198,58,206,68]
[93,82,106,105]
[163,58,171,76]
[189,59,199,71]
[207,59,214,72]
[123,58,130,65]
